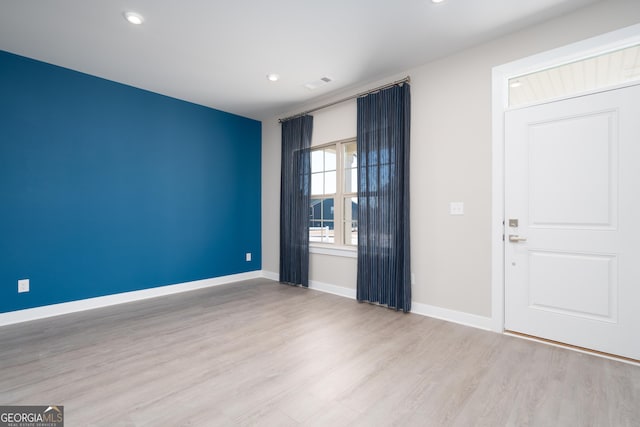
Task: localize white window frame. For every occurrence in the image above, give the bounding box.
[309,138,358,256]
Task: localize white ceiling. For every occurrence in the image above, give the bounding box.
[0,0,601,120]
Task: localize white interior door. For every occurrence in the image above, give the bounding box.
[505,84,640,361]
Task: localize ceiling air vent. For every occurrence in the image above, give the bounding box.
[304,76,333,90]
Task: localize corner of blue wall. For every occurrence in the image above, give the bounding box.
[0,50,262,313]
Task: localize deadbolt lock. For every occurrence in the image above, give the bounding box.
[508,219,519,228]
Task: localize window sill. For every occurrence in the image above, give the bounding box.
[310,244,357,259]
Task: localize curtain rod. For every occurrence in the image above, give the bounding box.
[278,76,410,123]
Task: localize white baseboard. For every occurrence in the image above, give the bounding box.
[262,270,279,281]
[261,271,492,332]
[261,271,358,299]
[2,269,491,331]
[410,301,493,331]
[309,280,357,299]
[0,270,263,327]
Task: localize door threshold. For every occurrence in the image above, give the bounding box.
[504,330,640,366]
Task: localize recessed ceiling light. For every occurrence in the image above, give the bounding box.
[431,0,445,3]
[510,80,523,88]
[123,11,144,25]
[266,73,280,82]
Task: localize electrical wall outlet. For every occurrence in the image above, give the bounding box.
[246,252,252,262]
[449,201,464,215]
[18,279,29,293]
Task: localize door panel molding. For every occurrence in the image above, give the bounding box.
[527,250,617,323]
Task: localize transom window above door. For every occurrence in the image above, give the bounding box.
[509,44,640,107]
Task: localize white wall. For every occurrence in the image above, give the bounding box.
[262,0,640,319]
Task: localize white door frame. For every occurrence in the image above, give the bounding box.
[490,23,640,333]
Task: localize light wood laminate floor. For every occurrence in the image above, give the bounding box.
[1,279,639,426]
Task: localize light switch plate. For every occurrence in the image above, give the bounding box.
[246,252,252,262]
[449,202,464,215]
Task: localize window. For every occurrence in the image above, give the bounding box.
[309,139,358,246]
[509,44,640,107]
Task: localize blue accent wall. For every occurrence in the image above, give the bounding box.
[0,51,262,313]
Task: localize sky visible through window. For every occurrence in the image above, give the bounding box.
[310,145,357,195]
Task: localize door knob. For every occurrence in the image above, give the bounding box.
[509,235,527,242]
